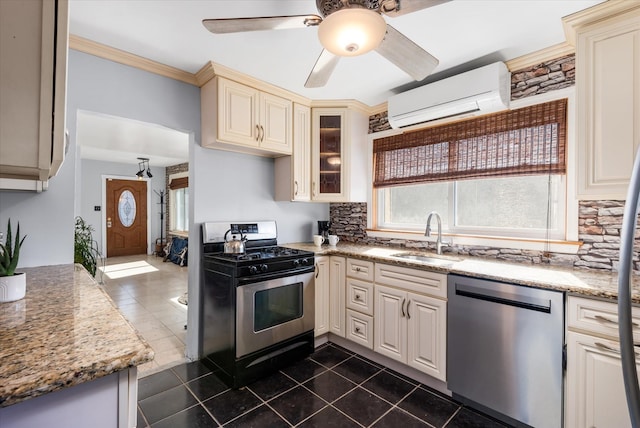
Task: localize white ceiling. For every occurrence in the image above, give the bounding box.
[68,0,604,165]
[76,111,189,166]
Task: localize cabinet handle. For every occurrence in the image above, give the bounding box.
[355,294,361,301]
[355,326,361,333]
[315,263,319,279]
[401,298,406,317]
[355,267,361,272]
[594,314,639,327]
[294,181,299,196]
[406,300,411,320]
[312,181,316,197]
[594,341,640,356]
[255,124,260,142]
[260,125,265,142]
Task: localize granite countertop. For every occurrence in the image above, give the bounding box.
[0,265,154,407]
[285,242,640,304]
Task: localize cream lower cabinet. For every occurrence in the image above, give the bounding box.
[565,295,640,428]
[566,331,640,428]
[314,256,330,337]
[373,264,447,381]
[315,256,348,339]
[345,259,375,349]
[329,256,346,337]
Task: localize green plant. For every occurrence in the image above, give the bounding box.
[74,216,101,276]
[0,219,26,277]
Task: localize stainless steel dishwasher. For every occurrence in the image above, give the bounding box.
[447,274,564,428]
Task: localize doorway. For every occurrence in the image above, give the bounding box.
[106,178,148,257]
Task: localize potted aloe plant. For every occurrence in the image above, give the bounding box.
[0,219,27,302]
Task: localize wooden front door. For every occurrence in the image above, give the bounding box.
[106,178,148,257]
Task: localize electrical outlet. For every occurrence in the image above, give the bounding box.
[94,206,101,211]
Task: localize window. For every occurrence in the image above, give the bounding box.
[374,99,567,240]
[169,175,188,233]
[378,175,565,239]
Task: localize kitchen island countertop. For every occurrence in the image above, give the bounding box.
[285,242,640,304]
[0,264,154,407]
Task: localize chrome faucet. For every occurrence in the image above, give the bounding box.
[425,211,450,255]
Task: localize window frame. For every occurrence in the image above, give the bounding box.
[367,89,579,253]
[168,172,189,235]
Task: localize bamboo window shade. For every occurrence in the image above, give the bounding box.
[373,99,567,188]
[169,177,188,190]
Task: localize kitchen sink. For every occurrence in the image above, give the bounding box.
[389,252,458,267]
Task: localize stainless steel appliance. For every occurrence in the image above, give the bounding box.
[618,148,640,426]
[201,220,315,388]
[447,274,564,428]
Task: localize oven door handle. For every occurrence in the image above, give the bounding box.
[237,266,315,285]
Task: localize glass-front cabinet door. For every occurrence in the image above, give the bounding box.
[312,108,348,201]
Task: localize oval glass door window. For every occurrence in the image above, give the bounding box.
[118,190,137,227]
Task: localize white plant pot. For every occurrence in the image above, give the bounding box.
[0,272,26,303]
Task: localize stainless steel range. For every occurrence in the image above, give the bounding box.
[201,220,315,388]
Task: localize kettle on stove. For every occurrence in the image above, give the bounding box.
[223,229,246,254]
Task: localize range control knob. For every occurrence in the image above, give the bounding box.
[249,265,258,275]
[301,258,309,266]
[260,264,268,273]
[293,259,301,267]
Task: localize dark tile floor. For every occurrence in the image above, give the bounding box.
[137,343,512,428]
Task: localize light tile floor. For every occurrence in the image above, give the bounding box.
[98,254,189,375]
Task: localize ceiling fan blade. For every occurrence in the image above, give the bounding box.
[380,0,450,17]
[202,15,322,34]
[305,50,340,88]
[375,25,438,81]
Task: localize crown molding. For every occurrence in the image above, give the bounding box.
[505,42,575,72]
[68,35,199,86]
[196,61,312,105]
[563,0,640,46]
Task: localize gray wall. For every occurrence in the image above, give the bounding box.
[1,49,328,359]
[79,159,167,254]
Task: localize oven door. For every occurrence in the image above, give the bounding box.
[236,270,315,358]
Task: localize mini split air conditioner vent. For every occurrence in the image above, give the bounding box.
[387,62,511,129]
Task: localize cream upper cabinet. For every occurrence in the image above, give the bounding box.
[311,107,368,202]
[201,76,292,156]
[575,6,640,199]
[0,0,68,188]
[565,295,640,428]
[274,103,311,201]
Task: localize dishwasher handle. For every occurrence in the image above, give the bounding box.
[455,283,552,313]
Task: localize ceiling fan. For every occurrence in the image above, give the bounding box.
[202,0,448,88]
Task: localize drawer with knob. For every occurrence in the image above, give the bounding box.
[346,258,374,281]
[346,278,374,316]
[346,309,374,349]
[567,295,640,341]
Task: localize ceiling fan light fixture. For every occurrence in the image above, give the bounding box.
[318,8,386,57]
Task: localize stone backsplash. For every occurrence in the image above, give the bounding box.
[329,200,640,273]
[510,54,575,99]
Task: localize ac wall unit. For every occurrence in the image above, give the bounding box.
[387,62,510,129]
